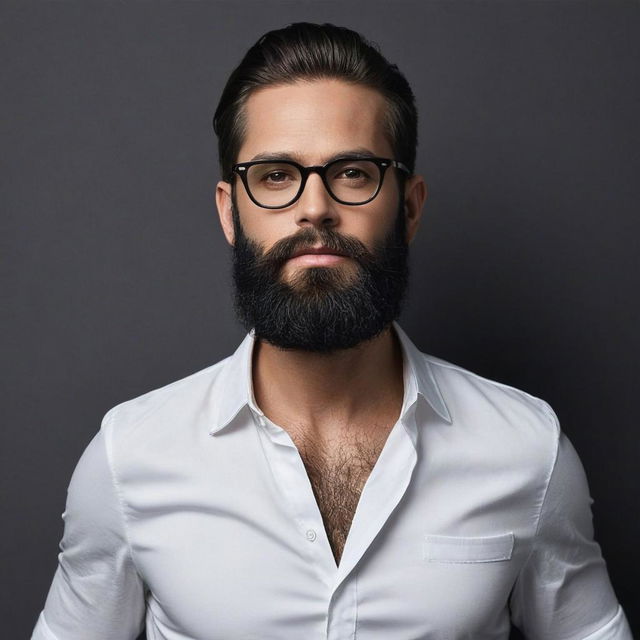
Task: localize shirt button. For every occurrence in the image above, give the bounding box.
[305,529,317,542]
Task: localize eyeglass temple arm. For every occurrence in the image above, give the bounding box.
[390,160,410,174]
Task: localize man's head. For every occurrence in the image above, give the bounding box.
[213,23,426,353]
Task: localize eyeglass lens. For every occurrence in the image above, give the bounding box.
[245,160,382,207]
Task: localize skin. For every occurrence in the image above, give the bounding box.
[216,79,427,445]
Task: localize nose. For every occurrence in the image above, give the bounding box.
[293,172,339,229]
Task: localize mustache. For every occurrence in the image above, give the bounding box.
[256,227,376,271]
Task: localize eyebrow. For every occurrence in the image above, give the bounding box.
[247,148,379,164]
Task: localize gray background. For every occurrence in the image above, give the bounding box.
[2,1,638,636]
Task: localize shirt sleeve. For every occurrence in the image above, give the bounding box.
[31,409,146,640]
[509,420,632,639]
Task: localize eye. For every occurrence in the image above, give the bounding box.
[332,165,375,185]
[264,171,290,183]
[329,159,377,184]
[248,163,300,190]
[342,167,367,179]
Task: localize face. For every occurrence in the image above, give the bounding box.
[216,79,427,352]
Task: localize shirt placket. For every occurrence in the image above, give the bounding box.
[253,411,338,592]
[326,408,419,638]
[252,404,420,639]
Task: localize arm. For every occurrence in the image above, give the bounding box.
[509,418,632,638]
[32,410,146,639]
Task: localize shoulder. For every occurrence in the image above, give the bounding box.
[424,353,561,472]
[427,354,558,429]
[100,355,233,452]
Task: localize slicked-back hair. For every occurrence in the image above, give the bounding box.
[213,23,418,183]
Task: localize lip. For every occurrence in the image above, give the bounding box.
[289,245,348,259]
[286,245,350,267]
[287,253,348,267]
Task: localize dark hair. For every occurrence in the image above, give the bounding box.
[213,22,418,182]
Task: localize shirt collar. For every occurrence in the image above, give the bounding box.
[209,321,452,436]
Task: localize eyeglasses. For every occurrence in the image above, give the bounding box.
[232,156,410,209]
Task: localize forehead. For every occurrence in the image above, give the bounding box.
[238,79,393,163]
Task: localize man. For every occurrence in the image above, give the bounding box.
[32,23,631,639]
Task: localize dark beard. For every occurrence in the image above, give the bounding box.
[230,199,409,353]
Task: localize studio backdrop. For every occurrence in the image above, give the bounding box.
[2,1,638,636]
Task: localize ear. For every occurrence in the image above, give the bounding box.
[403,174,427,245]
[216,180,236,246]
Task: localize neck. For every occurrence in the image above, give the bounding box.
[252,324,405,437]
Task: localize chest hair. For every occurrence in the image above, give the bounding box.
[293,430,389,567]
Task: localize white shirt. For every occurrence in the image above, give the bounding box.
[32,322,631,640]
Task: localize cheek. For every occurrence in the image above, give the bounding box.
[351,198,399,246]
[235,197,291,249]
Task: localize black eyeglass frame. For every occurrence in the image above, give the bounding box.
[231,156,411,209]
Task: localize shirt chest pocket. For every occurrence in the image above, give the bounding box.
[423,532,514,563]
